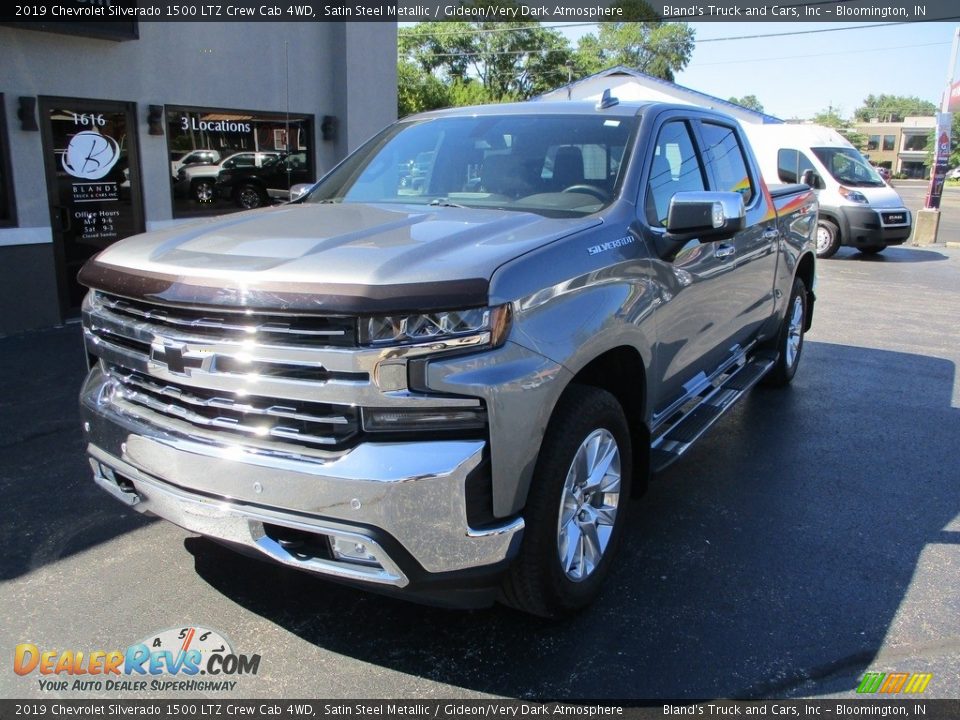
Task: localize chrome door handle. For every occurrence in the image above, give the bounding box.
[762,228,780,240]
[715,244,736,259]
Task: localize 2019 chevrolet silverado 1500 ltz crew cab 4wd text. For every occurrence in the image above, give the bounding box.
[79,100,817,617]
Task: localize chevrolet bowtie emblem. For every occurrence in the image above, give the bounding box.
[150,341,208,376]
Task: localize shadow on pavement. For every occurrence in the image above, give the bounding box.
[0,325,153,581]
[186,340,960,699]
[832,247,949,263]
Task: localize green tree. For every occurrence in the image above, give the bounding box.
[727,95,764,113]
[398,61,451,117]
[575,21,695,81]
[812,108,867,150]
[854,94,937,123]
[398,15,575,106]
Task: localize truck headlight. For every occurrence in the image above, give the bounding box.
[839,186,869,204]
[360,305,511,348]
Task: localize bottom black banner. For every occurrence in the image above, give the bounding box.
[0,700,958,720]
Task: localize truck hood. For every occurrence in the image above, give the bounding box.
[81,202,601,313]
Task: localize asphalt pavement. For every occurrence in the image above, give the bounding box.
[1,237,958,701]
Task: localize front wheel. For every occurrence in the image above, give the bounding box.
[500,385,632,617]
[816,220,841,259]
[762,276,808,387]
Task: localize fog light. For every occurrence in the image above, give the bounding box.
[330,535,381,567]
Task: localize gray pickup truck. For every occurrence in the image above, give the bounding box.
[79,99,817,617]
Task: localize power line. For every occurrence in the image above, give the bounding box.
[401,22,593,38]
[400,19,956,43]
[695,39,950,66]
[404,39,950,62]
[697,21,917,42]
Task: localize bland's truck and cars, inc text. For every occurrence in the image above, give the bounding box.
[78,99,817,616]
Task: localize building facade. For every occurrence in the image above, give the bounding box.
[0,21,398,335]
[854,116,935,178]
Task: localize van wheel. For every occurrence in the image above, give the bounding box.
[762,276,808,387]
[815,220,840,259]
[500,385,632,618]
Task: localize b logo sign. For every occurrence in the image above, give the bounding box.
[62,131,121,180]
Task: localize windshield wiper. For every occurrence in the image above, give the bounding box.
[429,198,468,208]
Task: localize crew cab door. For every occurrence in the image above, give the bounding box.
[694,119,778,346]
[640,114,779,416]
[638,116,738,412]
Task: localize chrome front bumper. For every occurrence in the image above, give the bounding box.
[80,369,524,591]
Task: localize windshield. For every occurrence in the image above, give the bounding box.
[811,146,885,187]
[302,114,637,217]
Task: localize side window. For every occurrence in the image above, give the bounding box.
[700,122,755,205]
[797,151,817,183]
[777,149,798,183]
[645,121,706,227]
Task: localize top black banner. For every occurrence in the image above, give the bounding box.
[2,0,960,22]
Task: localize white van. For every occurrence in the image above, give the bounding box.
[742,123,912,257]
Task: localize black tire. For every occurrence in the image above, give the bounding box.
[815,219,841,259]
[762,276,808,387]
[500,385,632,618]
[192,179,215,203]
[236,184,268,209]
[859,245,885,255]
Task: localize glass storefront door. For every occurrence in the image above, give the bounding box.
[39,97,144,317]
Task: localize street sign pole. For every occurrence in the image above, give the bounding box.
[916,27,960,244]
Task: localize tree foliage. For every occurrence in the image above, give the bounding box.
[727,95,764,113]
[398,7,696,114]
[398,18,574,104]
[812,108,867,150]
[575,22,695,81]
[853,94,937,123]
[398,60,451,117]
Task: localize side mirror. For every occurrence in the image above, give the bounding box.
[665,191,746,244]
[800,169,822,189]
[289,183,314,202]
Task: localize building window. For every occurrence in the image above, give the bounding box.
[0,93,16,227]
[882,135,896,151]
[902,134,928,151]
[167,105,314,218]
[867,135,880,151]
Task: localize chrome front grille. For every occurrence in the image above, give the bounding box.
[83,291,369,452]
[98,293,358,347]
[106,365,359,448]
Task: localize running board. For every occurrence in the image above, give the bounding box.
[650,352,777,473]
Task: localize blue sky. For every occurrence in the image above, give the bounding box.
[550,21,958,120]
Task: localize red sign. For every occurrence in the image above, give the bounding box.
[949,81,960,113]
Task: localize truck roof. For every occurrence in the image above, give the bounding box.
[407,99,688,121]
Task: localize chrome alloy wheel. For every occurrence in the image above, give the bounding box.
[815,225,832,255]
[785,293,804,369]
[556,428,621,582]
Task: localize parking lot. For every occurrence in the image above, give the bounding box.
[1,207,958,700]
